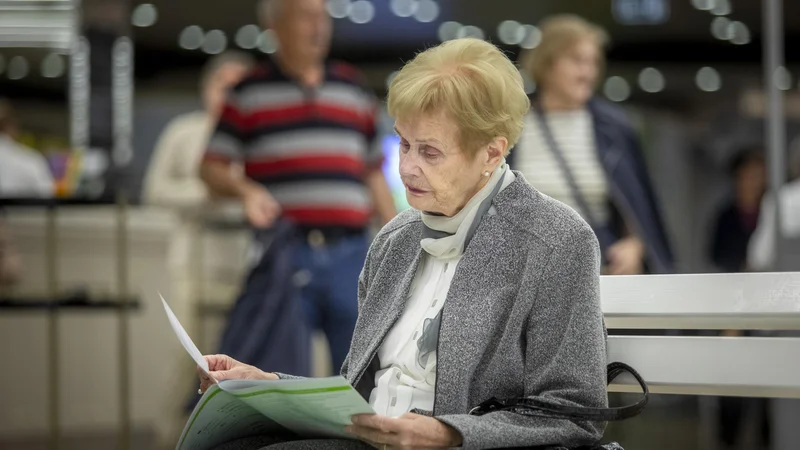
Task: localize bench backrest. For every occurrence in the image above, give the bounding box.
[602,272,800,398]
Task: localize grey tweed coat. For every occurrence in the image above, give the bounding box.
[284,172,609,449]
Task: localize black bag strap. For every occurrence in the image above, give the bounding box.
[468,362,649,422]
[531,102,618,254]
[532,102,601,229]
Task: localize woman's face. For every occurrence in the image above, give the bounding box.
[544,37,601,107]
[395,110,504,217]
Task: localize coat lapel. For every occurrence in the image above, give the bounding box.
[349,224,424,385]
[434,215,512,415]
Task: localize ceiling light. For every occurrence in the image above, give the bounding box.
[520,25,542,49]
[348,0,375,24]
[691,0,715,11]
[257,30,278,54]
[41,53,65,78]
[498,20,525,45]
[390,0,417,18]
[711,17,731,40]
[775,66,792,91]
[457,25,485,40]
[438,21,462,42]
[236,25,261,49]
[327,0,351,19]
[202,30,227,55]
[413,0,439,23]
[711,0,731,15]
[604,76,631,102]
[8,56,29,80]
[131,3,158,28]
[179,26,204,50]
[638,68,665,93]
[696,67,722,92]
[729,21,751,45]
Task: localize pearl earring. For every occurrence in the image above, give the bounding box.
[484,171,490,177]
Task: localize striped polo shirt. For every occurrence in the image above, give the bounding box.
[204,59,383,230]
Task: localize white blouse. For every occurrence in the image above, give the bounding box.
[368,253,460,417]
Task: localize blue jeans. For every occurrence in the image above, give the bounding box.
[292,233,368,374]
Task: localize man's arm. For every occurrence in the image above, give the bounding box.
[364,169,396,227]
[200,159,253,199]
[200,159,280,229]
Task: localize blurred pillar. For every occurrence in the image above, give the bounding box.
[72,3,134,450]
[74,0,134,199]
[763,0,785,265]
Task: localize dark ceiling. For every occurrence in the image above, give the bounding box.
[130,0,800,67]
[2,0,800,101]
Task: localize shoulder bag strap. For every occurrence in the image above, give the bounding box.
[533,102,601,229]
[468,362,649,422]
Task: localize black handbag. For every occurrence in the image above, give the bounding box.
[468,362,649,450]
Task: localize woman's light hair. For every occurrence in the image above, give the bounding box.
[519,14,609,87]
[387,38,530,156]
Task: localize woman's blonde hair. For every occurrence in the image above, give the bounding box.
[519,14,609,87]
[387,38,530,156]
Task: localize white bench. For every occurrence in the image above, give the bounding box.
[603,271,800,398]
[602,272,800,448]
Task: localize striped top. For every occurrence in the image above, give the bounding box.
[514,109,610,225]
[204,59,383,230]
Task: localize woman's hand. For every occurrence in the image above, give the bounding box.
[606,236,645,275]
[197,354,278,393]
[346,413,463,449]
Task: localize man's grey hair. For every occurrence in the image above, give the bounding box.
[199,50,256,91]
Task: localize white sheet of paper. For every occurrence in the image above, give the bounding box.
[160,292,213,380]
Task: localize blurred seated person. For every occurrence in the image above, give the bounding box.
[748,137,800,271]
[0,99,54,198]
[196,38,609,450]
[709,148,766,273]
[510,15,673,274]
[708,148,769,450]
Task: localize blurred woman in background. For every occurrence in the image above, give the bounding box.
[511,15,673,274]
[142,50,255,450]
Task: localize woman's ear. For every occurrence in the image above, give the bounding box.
[485,136,508,168]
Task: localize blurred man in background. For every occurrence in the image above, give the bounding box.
[0,99,54,198]
[710,148,766,273]
[201,0,396,375]
[708,147,769,450]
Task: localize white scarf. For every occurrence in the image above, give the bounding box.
[420,161,515,259]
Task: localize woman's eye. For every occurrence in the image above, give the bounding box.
[400,140,410,151]
[422,146,439,158]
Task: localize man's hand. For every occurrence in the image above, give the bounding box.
[346,413,463,449]
[606,236,645,275]
[242,184,281,229]
[197,354,277,393]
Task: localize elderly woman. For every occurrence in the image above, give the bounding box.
[510,15,673,275]
[198,38,609,450]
